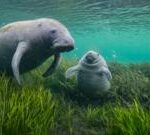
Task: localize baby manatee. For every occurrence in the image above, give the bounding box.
[65,51,112,96]
[0,18,74,85]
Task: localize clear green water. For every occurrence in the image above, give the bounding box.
[0,0,150,63]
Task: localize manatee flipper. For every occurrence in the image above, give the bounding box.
[97,67,112,80]
[65,65,80,78]
[43,53,61,77]
[11,41,29,85]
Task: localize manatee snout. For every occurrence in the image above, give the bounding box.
[52,29,74,53]
[85,54,95,63]
[84,51,99,64]
[53,37,74,52]
[63,36,75,51]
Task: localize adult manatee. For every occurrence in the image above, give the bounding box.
[0,18,74,84]
[65,51,112,95]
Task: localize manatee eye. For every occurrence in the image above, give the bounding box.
[50,29,57,34]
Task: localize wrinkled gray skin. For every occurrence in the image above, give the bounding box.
[65,51,112,95]
[0,18,74,85]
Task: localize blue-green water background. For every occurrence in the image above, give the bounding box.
[0,0,150,63]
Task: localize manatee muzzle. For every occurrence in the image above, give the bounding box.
[85,53,99,64]
[52,37,74,52]
[85,55,95,63]
[53,43,74,52]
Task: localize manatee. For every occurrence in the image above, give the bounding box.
[0,18,74,85]
[65,51,112,95]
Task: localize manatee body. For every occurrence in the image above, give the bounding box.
[0,18,74,84]
[65,51,112,95]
